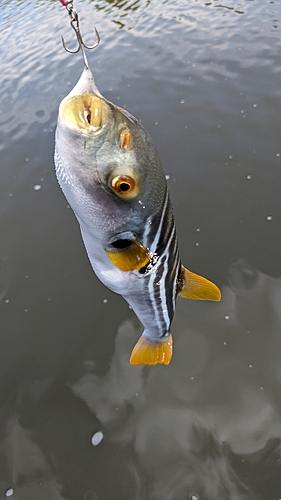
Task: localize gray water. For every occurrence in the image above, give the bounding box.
[1,0,281,498]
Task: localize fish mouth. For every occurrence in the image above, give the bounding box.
[59,93,112,133]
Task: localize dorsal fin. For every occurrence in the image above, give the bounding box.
[178,266,221,301]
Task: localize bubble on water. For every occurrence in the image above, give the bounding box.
[5,299,9,304]
[191,376,195,381]
[249,364,253,369]
[217,124,221,128]
[8,193,12,197]
[223,341,227,346]
[260,386,264,391]
[276,153,280,157]
[91,431,104,446]
[229,155,233,159]
[25,157,29,162]
[165,174,170,180]
[33,184,41,191]
[24,309,28,313]
[253,103,258,108]
[240,109,245,114]
[224,315,230,320]
[247,175,252,180]
[180,99,185,104]
[103,299,108,304]
[195,242,200,246]
[196,228,201,232]
[266,215,273,221]
[154,121,158,125]
[5,489,14,497]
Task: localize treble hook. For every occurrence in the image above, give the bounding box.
[61,1,100,69]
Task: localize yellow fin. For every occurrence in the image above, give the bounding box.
[178,266,221,301]
[106,239,150,271]
[130,334,173,366]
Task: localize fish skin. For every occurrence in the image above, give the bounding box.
[54,67,220,365]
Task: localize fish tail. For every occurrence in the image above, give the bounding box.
[130,331,173,366]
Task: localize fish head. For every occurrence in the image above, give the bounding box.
[55,68,166,243]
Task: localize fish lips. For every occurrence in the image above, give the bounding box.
[57,67,116,136]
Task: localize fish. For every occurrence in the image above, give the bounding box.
[54,66,221,366]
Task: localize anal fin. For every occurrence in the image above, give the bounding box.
[130,333,173,366]
[178,266,221,301]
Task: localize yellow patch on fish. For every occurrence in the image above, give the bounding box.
[116,106,126,115]
[178,266,221,301]
[106,239,150,271]
[130,334,173,365]
[59,94,111,132]
[120,128,132,150]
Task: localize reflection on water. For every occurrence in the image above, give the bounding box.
[2,263,281,498]
[92,0,150,29]
[1,0,281,498]
[68,261,281,499]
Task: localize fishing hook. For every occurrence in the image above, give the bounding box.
[61,1,100,69]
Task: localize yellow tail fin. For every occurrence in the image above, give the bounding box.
[130,334,173,366]
[178,266,221,301]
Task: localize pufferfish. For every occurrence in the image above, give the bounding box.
[54,66,221,366]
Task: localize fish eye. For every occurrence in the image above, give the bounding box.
[110,174,138,199]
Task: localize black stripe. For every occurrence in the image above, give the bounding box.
[164,228,181,322]
[155,195,175,257]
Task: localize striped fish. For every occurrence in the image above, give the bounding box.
[54,67,221,366]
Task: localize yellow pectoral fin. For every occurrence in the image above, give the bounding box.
[106,240,150,272]
[178,266,221,301]
[130,334,173,366]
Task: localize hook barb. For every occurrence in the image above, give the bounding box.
[61,3,100,69]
